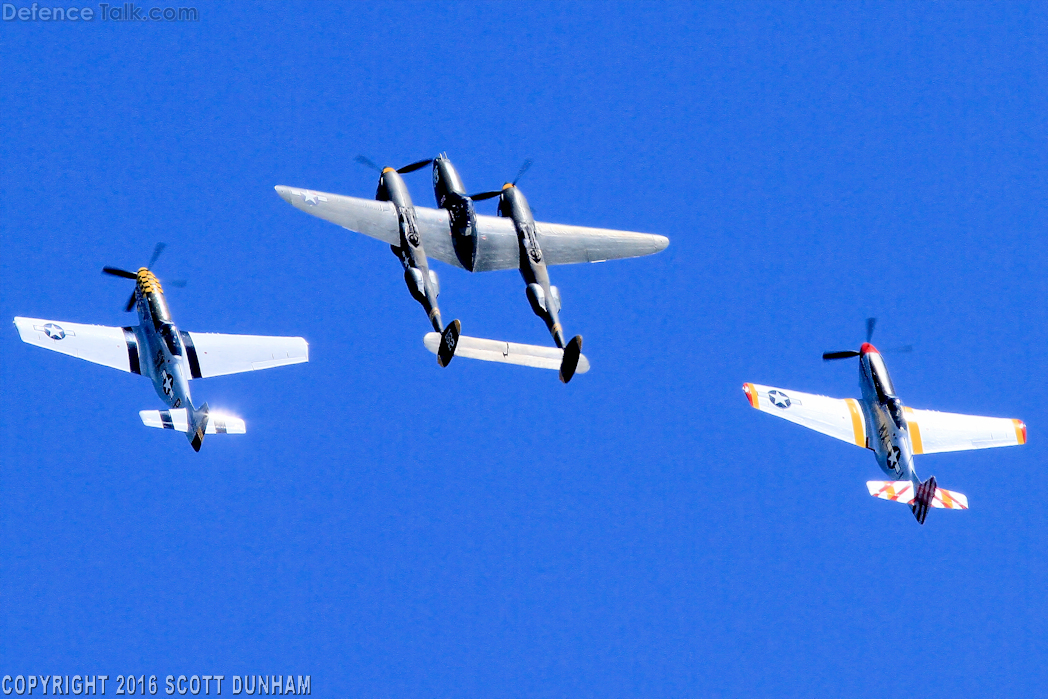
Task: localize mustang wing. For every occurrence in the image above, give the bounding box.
[15,316,141,374]
[182,331,308,379]
[904,407,1026,454]
[743,382,868,448]
[275,186,668,273]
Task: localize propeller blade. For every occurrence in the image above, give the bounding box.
[887,344,913,354]
[354,155,383,172]
[866,317,877,343]
[103,266,138,279]
[823,350,861,361]
[147,242,167,269]
[167,279,188,288]
[512,158,533,185]
[397,158,433,174]
[469,190,502,201]
[124,290,137,312]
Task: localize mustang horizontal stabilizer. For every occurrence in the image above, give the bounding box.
[903,407,1026,454]
[743,383,867,448]
[867,481,968,509]
[275,186,669,273]
[182,331,308,378]
[867,480,916,504]
[140,409,246,434]
[15,316,139,373]
[423,332,590,373]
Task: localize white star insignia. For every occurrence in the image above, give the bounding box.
[298,191,327,206]
[768,390,791,409]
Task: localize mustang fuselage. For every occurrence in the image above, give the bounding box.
[856,343,918,483]
[126,268,203,414]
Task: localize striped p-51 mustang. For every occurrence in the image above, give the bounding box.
[744,339,1025,525]
[15,245,308,452]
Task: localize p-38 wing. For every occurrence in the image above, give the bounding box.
[743,382,1027,453]
[274,186,669,272]
[14,317,308,378]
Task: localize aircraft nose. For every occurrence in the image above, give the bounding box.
[861,342,878,354]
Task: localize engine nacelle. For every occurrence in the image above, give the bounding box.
[432,157,480,272]
[404,267,427,305]
[548,285,562,313]
[442,191,479,272]
[427,269,440,298]
[526,283,547,316]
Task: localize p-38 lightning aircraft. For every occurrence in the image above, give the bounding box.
[743,320,1026,524]
[275,154,669,383]
[14,245,309,451]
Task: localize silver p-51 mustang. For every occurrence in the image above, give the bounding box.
[744,321,1026,524]
[14,245,308,451]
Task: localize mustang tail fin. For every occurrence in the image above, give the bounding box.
[139,405,246,452]
[187,403,210,452]
[866,477,968,525]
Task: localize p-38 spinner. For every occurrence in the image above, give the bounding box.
[275,154,669,383]
[744,321,1026,524]
[14,245,309,451]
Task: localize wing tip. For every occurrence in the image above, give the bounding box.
[742,382,759,408]
[1014,419,1027,445]
[274,185,293,204]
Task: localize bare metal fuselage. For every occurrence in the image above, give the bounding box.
[856,343,917,483]
[128,268,196,412]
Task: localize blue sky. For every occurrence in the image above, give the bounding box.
[2,2,1046,696]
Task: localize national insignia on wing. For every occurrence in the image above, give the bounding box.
[768,389,791,409]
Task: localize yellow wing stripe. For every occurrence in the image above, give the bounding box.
[845,399,866,447]
[904,407,925,455]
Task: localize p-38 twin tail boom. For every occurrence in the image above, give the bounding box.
[15,245,308,451]
[275,154,669,383]
[744,326,1026,524]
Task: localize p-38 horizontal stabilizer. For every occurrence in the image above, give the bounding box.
[423,332,590,374]
[140,409,246,434]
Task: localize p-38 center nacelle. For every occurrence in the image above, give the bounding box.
[431,153,480,272]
